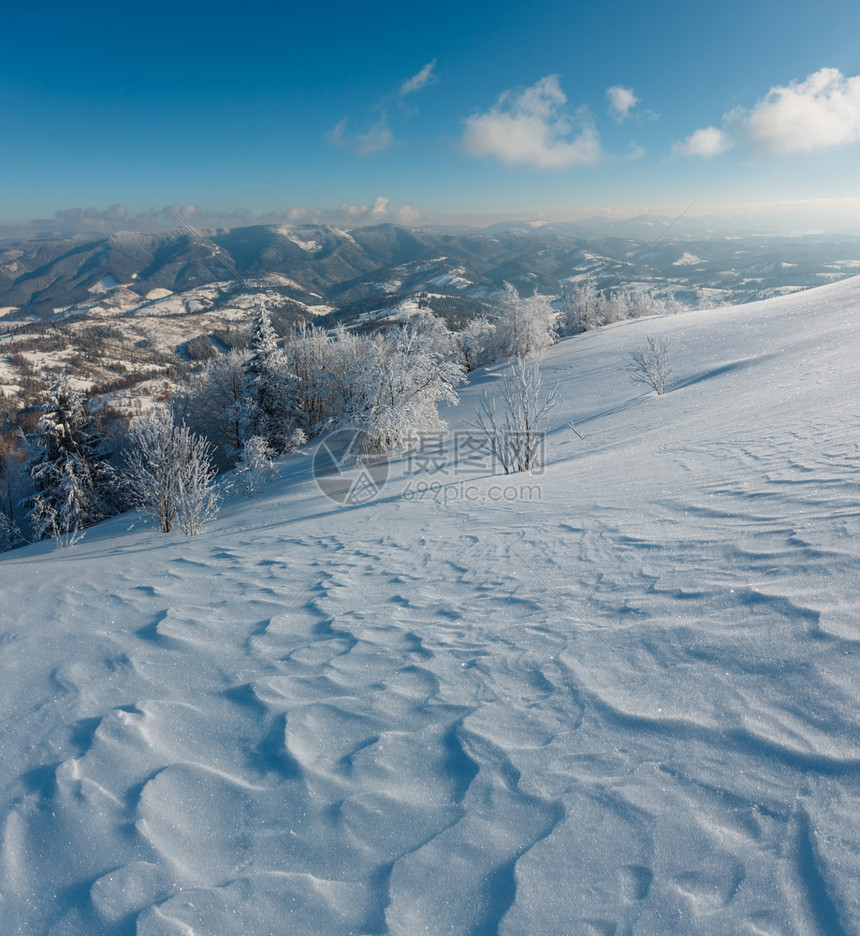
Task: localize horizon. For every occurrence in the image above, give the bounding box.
[3,0,860,237]
[5,199,860,243]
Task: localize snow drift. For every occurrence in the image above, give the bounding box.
[1,276,859,935]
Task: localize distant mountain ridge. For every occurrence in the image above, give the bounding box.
[1,224,588,320]
[4,221,859,324]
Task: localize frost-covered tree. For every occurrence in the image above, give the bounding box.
[558,279,603,335]
[240,311,463,460]
[0,509,21,552]
[278,324,347,437]
[171,349,246,468]
[26,374,114,540]
[492,281,556,360]
[469,358,559,474]
[242,304,293,453]
[601,286,635,324]
[124,407,220,534]
[349,320,465,455]
[559,282,686,337]
[456,315,497,371]
[31,455,99,547]
[175,439,221,536]
[406,309,457,362]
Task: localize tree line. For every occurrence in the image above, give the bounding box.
[1,279,686,550]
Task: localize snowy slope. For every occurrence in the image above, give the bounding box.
[1,277,859,935]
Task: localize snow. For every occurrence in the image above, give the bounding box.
[429,268,473,290]
[88,275,121,295]
[145,288,173,301]
[673,252,703,266]
[2,277,860,934]
[276,227,321,252]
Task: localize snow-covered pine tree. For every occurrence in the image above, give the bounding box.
[26,374,114,540]
[1,428,28,551]
[241,303,293,454]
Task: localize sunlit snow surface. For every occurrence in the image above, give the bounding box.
[1,277,859,935]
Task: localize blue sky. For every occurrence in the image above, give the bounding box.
[3,0,860,232]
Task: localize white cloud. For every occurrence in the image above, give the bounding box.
[737,67,860,153]
[677,68,860,158]
[328,114,394,156]
[1,200,427,238]
[674,126,733,158]
[327,118,349,150]
[318,197,422,226]
[401,60,437,97]
[356,115,394,155]
[329,61,438,157]
[393,203,423,225]
[462,75,601,169]
[606,85,639,121]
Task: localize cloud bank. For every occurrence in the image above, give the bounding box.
[462,75,601,169]
[0,199,424,240]
[677,67,860,157]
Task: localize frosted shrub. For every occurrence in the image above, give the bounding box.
[628,336,672,395]
[286,427,307,453]
[124,408,220,534]
[236,435,277,495]
[470,358,559,474]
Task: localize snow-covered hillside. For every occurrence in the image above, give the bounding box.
[1,277,859,935]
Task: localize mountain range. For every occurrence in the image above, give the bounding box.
[1,221,859,411]
[4,221,860,322]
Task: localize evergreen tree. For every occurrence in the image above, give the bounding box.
[242,303,292,453]
[1,428,28,550]
[26,375,114,539]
